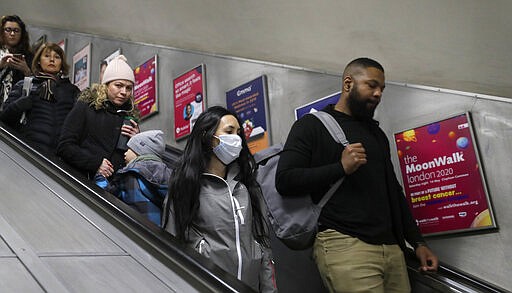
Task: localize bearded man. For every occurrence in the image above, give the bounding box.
[276,57,438,293]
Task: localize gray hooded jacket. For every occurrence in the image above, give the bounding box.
[165,165,277,292]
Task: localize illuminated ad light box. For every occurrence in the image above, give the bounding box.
[173,64,206,141]
[72,43,91,91]
[394,112,497,236]
[134,55,158,120]
[294,91,340,120]
[226,75,271,154]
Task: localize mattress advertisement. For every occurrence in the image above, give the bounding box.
[226,76,270,154]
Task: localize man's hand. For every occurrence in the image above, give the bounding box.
[416,245,439,272]
[341,143,367,175]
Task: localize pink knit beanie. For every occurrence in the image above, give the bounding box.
[101,55,135,84]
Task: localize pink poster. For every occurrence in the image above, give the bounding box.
[134,55,158,119]
[394,112,496,236]
[173,64,205,140]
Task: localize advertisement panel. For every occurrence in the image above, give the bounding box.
[295,92,340,120]
[394,112,496,236]
[226,76,270,154]
[134,55,158,119]
[72,43,91,91]
[173,64,206,140]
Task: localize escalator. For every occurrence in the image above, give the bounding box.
[0,124,254,292]
[405,250,509,293]
[1,124,509,292]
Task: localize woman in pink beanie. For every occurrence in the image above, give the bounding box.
[57,55,140,180]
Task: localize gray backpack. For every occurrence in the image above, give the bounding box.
[254,111,349,250]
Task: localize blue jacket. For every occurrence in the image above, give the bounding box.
[98,154,172,226]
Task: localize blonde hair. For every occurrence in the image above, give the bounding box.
[90,83,109,110]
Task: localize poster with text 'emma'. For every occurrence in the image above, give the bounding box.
[394,112,496,236]
[226,76,270,154]
[173,64,206,140]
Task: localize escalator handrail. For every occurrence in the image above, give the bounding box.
[405,249,510,293]
[0,124,256,293]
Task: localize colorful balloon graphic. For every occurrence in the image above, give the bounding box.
[448,131,456,139]
[470,209,492,228]
[456,137,469,149]
[427,123,440,134]
[402,130,417,142]
[135,67,140,74]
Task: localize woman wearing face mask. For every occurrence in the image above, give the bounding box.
[0,42,79,153]
[57,55,140,180]
[163,106,277,292]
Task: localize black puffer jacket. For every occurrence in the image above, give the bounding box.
[57,84,139,178]
[0,51,34,110]
[0,73,80,153]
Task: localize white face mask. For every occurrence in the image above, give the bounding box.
[213,134,242,165]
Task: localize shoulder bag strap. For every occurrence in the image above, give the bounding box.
[309,111,349,208]
[19,76,34,125]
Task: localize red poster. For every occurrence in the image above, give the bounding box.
[134,55,158,119]
[394,112,496,236]
[173,65,205,140]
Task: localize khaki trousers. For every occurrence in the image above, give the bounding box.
[313,229,411,293]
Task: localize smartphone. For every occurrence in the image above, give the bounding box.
[12,54,24,59]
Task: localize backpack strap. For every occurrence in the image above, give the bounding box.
[308,111,349,208]
[310,111,349,147]
[19,76,34,125]
[22,76,34,96]
[254,143,283,164]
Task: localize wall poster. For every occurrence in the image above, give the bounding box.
[226,75,270,154]
[134,55,158,120]
[72,43,91,91]
[394,112,496,236]
[295,91,340,120]
[173,64,206,140]
[57,38,66,53]
[31,34,46,52]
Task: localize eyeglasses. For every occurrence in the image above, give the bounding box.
[3,27,21,34]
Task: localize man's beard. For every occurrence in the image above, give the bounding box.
[347,84,376,121]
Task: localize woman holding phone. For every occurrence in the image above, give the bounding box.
[0,42,80,153]
[57,55,140,180]
[0,15,33,111]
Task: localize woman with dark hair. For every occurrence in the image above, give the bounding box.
[163,106,276,292]
[0,15,33,110]
[0,42,79,153]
